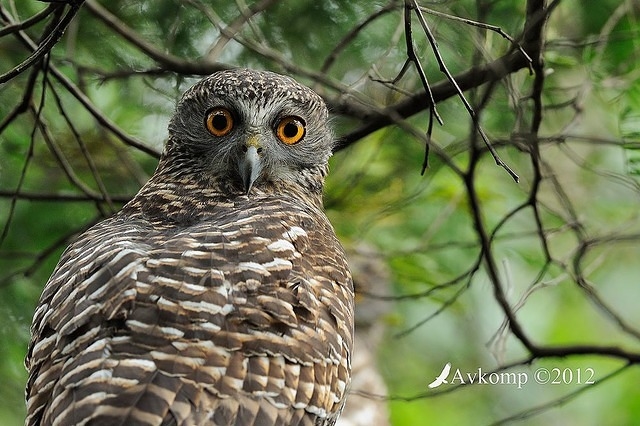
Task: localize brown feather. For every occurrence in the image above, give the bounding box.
[26,69,353,426]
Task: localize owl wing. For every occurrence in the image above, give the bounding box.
[26,199,353,426]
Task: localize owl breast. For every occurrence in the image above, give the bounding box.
[27,193,353,426]
[26,68,353,426]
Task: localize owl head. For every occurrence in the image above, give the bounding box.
[163,69,334,195]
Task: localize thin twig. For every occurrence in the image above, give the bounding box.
[0,3,56,37]
[418,5,533,66]
[336,0,550,151]
[206,0,278,61]
[0,60,49,246]
[0,2,84,83]
[410,0,520,181]
[0,190,131,203]
[84,0,227,75]
[402,1,442,125]
[0,5,159,157]
[321,1,400,73]
[46,76,116,213]
[489,364,631,425]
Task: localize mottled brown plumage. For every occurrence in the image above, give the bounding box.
[26,69,354,426]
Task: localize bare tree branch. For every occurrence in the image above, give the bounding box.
[83,0,228,75]
[0,1,84,83]
[336,0,554,149]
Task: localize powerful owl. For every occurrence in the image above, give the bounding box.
[25,69,354,426]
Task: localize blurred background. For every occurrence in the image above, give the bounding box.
[1,0,639,424]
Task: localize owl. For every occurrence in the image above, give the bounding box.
[25,69,354,426]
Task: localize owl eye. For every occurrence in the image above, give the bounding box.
[276,116,305,145]
[205,107,234,137]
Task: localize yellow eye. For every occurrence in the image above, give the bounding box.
[276,116,305,145]
[205,107,234,136]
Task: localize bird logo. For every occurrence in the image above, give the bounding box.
[428,362,452,388]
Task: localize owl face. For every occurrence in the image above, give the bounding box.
[166,69,334,194]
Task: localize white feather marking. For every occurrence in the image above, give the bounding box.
[267,239,295,252]
[285,226,307,239]
[117,358,156,371]
[263,258,292,270]
[237,261,268,274]
[179,300,234,315]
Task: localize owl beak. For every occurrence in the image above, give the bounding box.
[239,137,263,194]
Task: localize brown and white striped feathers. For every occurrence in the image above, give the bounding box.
[25,69,354,426]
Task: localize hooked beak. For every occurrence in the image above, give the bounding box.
[239,136,262,194]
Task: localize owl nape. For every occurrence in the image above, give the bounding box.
[25,69,354,426]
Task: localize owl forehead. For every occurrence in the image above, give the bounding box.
[183,69,326,117]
